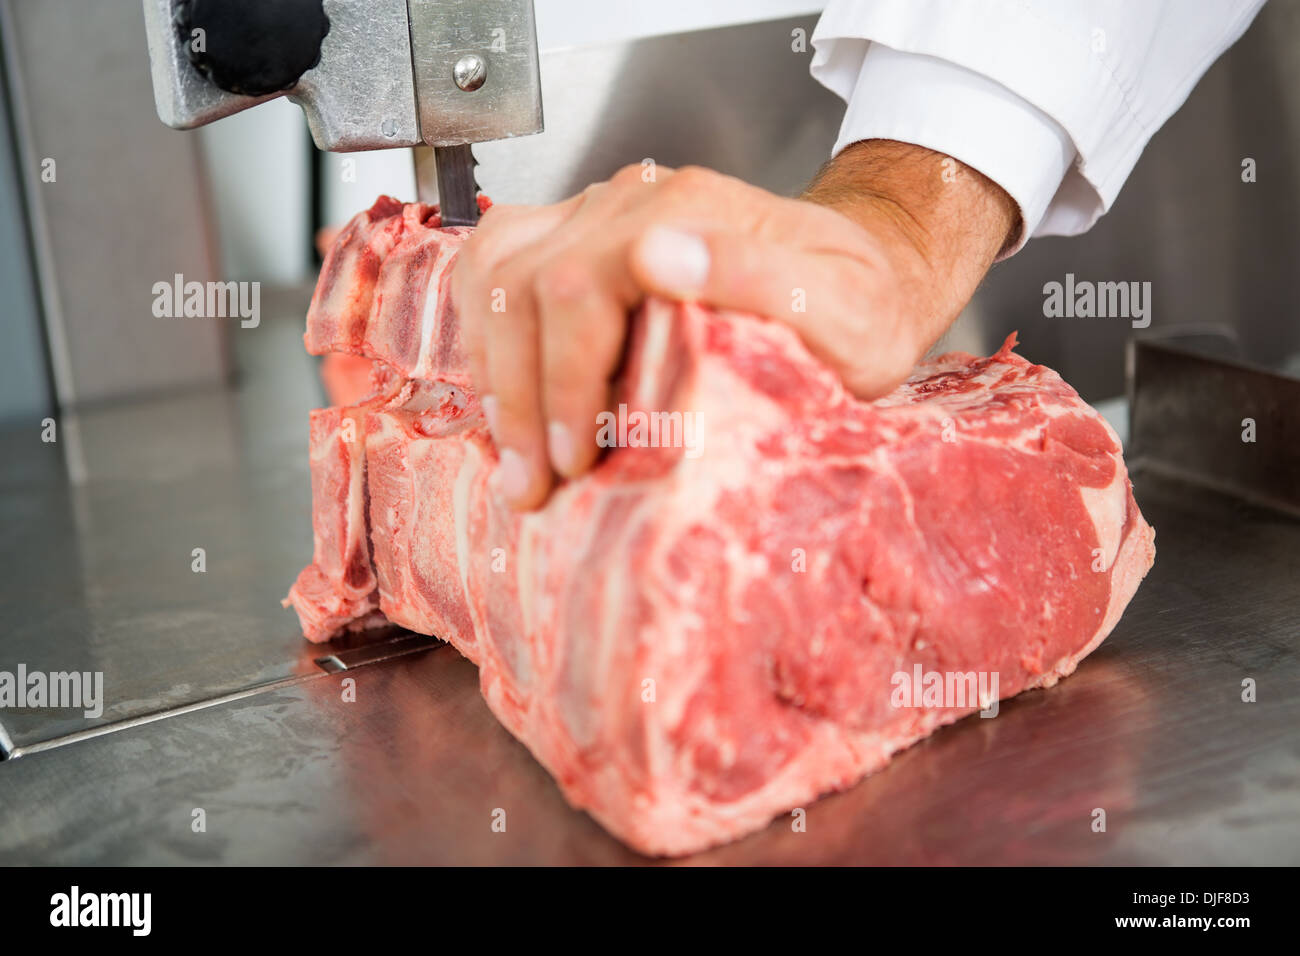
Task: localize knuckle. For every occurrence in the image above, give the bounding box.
[494,387,529,419]
[542,322,591,378]
[490,376,538,428]
[667,165,712,192]
[610,164,647,187]
[534,259,595,305]
[838,369,879,399]
[836,330,911,399]
[659,167,734,213]
[541,372,587,421]
[473,203,508,234]
[578,181,608,205]
[470,207,520,254]
[453,231,480,264]
[460,232,498,273]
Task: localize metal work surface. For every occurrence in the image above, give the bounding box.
[0,305,326,750]
[1,349,1297,860]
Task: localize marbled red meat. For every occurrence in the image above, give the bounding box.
[285,197,1155,856]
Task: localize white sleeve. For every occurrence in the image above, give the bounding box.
[810,0,1265,256]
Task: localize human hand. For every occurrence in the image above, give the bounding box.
[451,139,1018,510]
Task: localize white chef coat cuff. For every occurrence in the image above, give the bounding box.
[809,0,1264,254]
[826,43,1074,257]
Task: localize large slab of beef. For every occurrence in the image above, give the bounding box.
[286,196,1156,856]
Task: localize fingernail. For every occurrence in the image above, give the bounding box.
[548,421,576,474]
[494,448,530,500]
[481,394,500,438]
[638,227,709,293]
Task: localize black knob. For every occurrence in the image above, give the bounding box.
[176,0,331,97]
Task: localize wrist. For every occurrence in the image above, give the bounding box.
[802,139,1019,344]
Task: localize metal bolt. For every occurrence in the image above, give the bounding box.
[453,54,487,92]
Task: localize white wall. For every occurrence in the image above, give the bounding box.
[198,98,311,283]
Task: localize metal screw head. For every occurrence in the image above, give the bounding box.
[453,54,487,92]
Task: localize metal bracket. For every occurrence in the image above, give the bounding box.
[1128,338,1300,517]
[142,0,541,152]
[406,0,543,146]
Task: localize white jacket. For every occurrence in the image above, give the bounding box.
[811,0,1265,253]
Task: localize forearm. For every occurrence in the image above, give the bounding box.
[802,139,1018,346]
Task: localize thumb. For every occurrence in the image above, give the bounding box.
[629,225,821,321]
[630,224,915,399]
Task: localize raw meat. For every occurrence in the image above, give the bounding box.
[306,195,483,385]
[283,362,402,642]
[286,197,1155,856]
[320,353,381,407]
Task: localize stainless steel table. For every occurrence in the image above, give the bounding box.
[2,313,1297,865]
